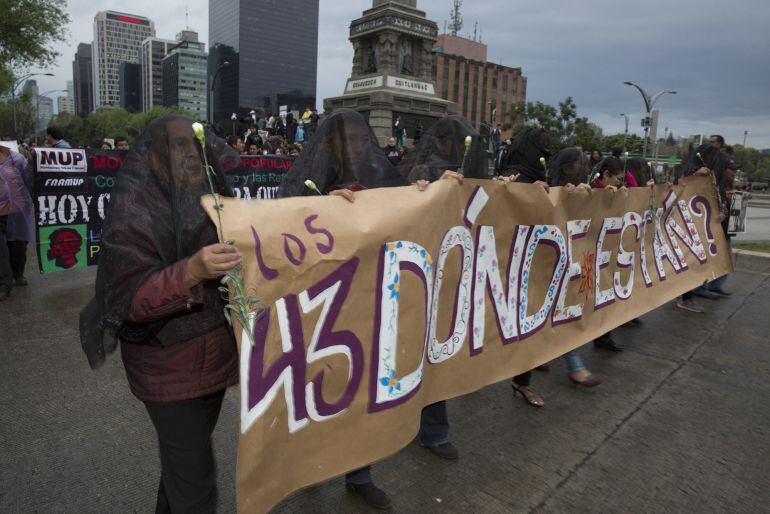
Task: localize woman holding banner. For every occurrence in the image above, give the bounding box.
[80,116,248,513]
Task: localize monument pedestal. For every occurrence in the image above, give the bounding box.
[322,0,456,146]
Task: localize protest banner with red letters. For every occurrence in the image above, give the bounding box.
[33,149,291,273]
[203,176,732,513]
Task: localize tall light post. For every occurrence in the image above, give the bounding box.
[623,81,676,159]
[208,61,230,125]
[743,130,748,147]
[10,72,54,137]
[620,113,630,155]
[34,89,67,143]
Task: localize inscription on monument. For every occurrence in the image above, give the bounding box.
[346,76,385,93]
[387,76,435,95]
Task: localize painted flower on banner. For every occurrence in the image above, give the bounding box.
[579,251,595,300]
[379,369,402,394]
[388,273,400,299]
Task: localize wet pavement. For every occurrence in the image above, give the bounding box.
[1,253,769,513]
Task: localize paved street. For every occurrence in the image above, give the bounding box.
[1,253,769,513]
[734,205,770,243]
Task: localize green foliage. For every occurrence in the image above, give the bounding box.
[0,0,70,93]
[46,106,196,146]
[504,96,607,152]
[732,145,770,181]
[0,92,35,138]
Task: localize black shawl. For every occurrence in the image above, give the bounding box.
[79,115,237,368]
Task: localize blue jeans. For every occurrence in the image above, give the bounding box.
[563,349,586,374]
[346,401,448,484]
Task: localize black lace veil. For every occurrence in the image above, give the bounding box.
[399,115,489,182]
[278,109,406,196]
[79,115,237,368]
[501,127,551,183]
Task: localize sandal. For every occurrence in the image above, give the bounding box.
[511,383,545,408]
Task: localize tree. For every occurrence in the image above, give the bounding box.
[47,106,197,147]
[0,0,70,93]
[504,96,605,152]
[732,145,770,182]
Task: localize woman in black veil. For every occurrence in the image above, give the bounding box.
[79,115,242,512]
[279,108,406,197]
[279,109,462,510]
[499,126,551,183]
[399,115,489,181]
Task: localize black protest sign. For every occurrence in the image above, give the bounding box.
[34,149,292,273]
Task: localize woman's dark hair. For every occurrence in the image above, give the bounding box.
[46,126,64,140]
[600,156,625,176]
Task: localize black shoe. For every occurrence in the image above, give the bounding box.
[709,286,731,297]
[594,338,623,352]
[420,441,459,460]
[346,481,392,510]
[14,276,28,286]
[0,289,9,301]
[692,288,722,300]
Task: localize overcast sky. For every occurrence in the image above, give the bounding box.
[34,0,770,148]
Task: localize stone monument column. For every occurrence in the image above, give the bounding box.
[323,0,456,145]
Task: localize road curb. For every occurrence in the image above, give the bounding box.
[733,249,770,259]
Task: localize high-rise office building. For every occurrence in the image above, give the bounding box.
[24,80,54,132]
[119,63,142,112]
[162,37,208,118]
[57,81,75,114]
[433,34,526,134]
[72,43,93,116]
[140,37,177,112]
[92,11,155,110]
[208,0,319,123]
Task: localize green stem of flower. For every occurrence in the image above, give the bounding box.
[202,154,225,243]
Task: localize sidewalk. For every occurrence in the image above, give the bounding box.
[1,256,768,513]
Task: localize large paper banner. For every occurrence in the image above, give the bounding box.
[204,176,731,512]
[33,149,291,273]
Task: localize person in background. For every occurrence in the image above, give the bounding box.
[246,142,261,156]
[274,147,285,156]
[295,121,305,144]
[309,109,319,140]
[492,123,502,158]
[393,115,405,148]
[288,144,301,157]
[589,149,602,170]
[101,141,113,150]
[413,119,423,145]
[226,135,244,154]
[114,136,130,151]
[591,156,627,351]
[285,110,296,144]
[46,126,71,148]
[301,107,313,139]
[384,137,401,165]
[0,142,35,298]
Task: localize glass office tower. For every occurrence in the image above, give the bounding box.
[208,0,319,123]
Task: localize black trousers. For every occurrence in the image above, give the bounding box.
[0,216,13,293]
[513,371,531,387]
[144,390,225,514]
[7,240,27,279]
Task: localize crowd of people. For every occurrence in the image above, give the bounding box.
[1,109,738,511]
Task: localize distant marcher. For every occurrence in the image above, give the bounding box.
[285,110,296,143]
[46,127,71,148]
[413,119,423,145]
[114,136,130,151]
[246,143,261,155]
[101,142,113,150]
[492,123,502,157]
[384,137,401,165]
[226,135,244,154]
[0,143,35,297]
[393,116,405,148]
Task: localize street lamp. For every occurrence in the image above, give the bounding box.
[10,72,54,137]
[209,61,230,124]
[34,89,67,143]
[623,81,676,158]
